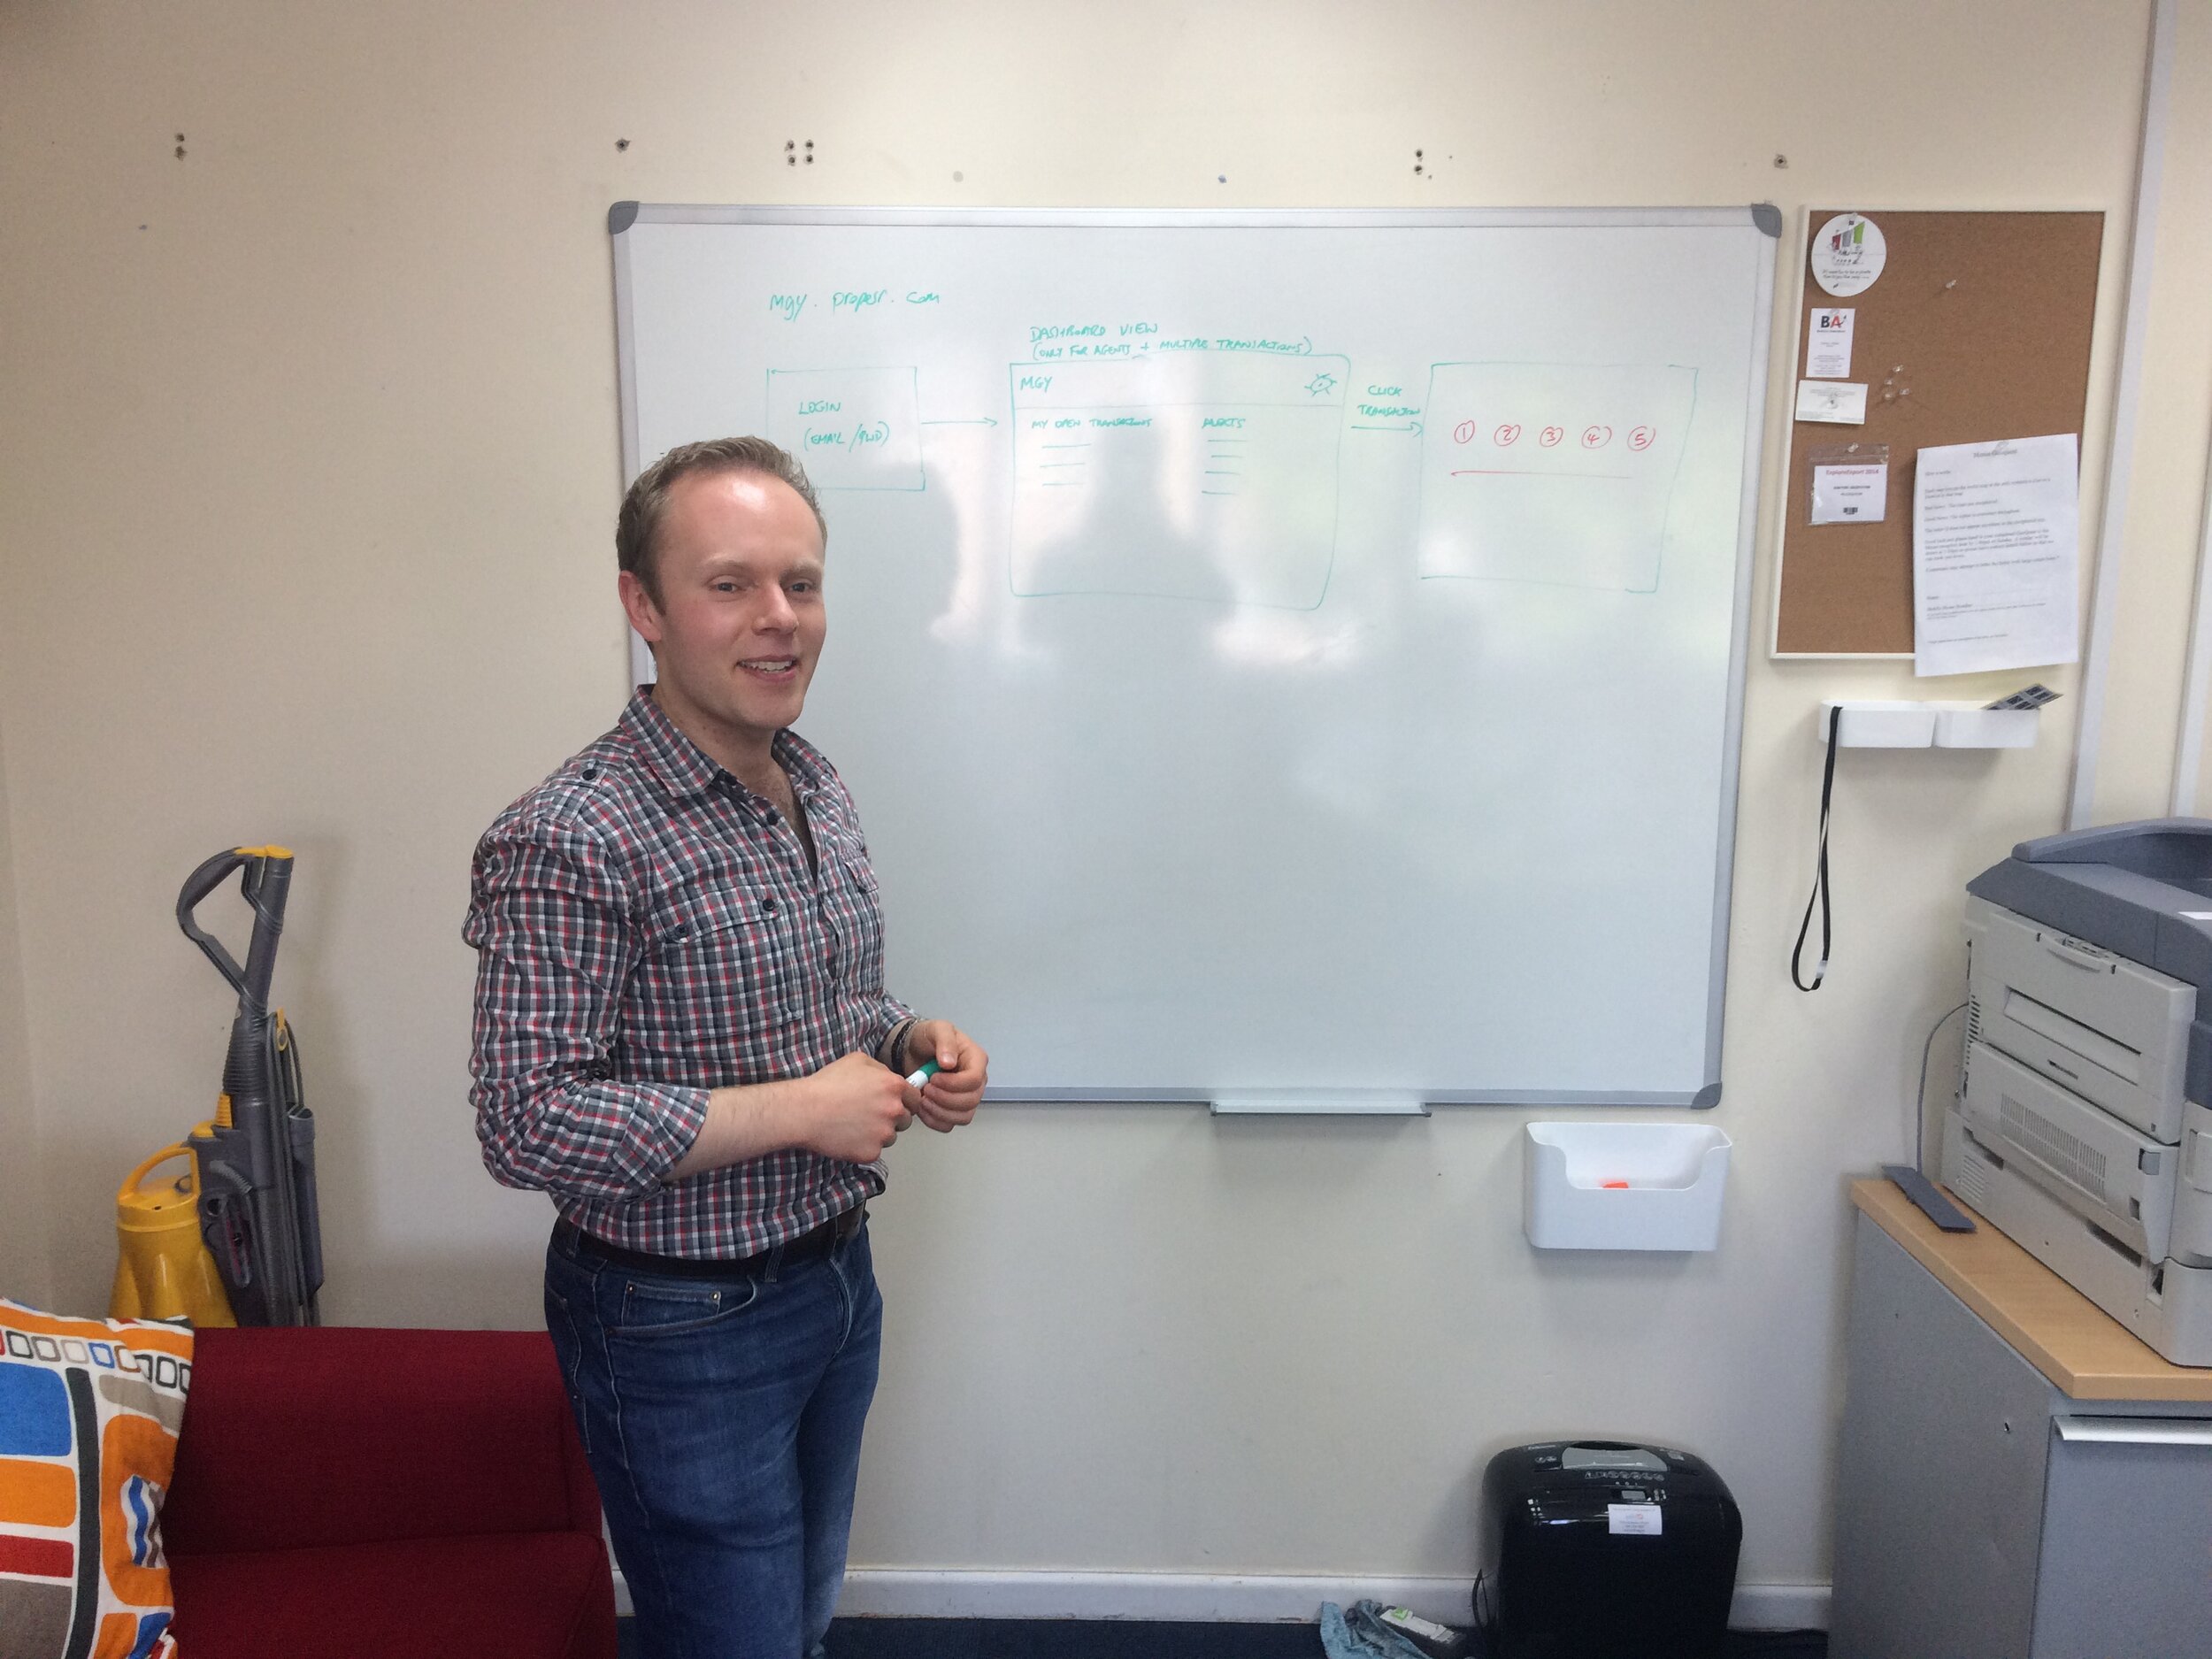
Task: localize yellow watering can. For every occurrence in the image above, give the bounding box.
[110,1141,236,1327]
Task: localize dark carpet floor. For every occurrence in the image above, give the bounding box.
[618,1617,1827,1656]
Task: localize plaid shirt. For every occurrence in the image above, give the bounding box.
[465,691,911,1257]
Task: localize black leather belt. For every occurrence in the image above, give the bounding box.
[556,1207,862,1279]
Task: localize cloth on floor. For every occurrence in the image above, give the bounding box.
[1317,1601,1434,1659]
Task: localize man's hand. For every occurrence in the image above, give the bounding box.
[900,1019,989,1133]
[787,1051,915,1164]
[665,1036,987,1182]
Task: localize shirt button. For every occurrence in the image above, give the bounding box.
[580,764,599,780]
[761,896,777,913]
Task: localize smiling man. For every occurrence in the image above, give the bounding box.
[465,435,988,1658]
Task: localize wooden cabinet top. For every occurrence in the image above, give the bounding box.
[1851,1177,2212,1403]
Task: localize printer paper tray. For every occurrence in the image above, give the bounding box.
[1962,1039,2172,1263]
[1945,1110,2212,1366]
[1967,896,2193,1142]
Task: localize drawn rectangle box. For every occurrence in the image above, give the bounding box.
[765,366,925,490]
[1417,362,1698,593]
[1008,353,1348,608]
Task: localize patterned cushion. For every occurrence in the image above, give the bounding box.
[0,1299,191,1659]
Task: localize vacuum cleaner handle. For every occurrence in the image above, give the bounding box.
[177,846,294,1008]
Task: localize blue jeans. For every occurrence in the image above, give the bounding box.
[544,1217,883,1659]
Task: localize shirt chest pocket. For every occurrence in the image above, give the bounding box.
[820,848,887,988]
[639,879,791,1041]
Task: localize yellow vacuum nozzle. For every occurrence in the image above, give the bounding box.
[110,1143,236,1327]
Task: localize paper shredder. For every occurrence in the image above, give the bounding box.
[1479,1440,1741,1659]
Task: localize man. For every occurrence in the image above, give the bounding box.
[465,436,988,1659]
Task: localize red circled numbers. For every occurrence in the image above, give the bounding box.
[1580,426,1613,449]
[1539,426,1565,448]
[1628,426,1655,452]
[1452,419,1478,445]
[1493,423,1522,447]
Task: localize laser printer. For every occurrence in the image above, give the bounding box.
[1941,818,2212,1365]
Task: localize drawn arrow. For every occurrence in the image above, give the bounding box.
[920,417,1000,427]
[1350,421,1423,434]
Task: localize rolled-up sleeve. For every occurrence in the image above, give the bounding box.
[465,814,709,1200]
[861,995,915,1070]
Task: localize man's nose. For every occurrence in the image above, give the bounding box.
[757,586,796,629]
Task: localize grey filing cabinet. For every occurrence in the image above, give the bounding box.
[1832,1180,2212,1659]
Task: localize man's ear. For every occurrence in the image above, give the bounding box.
[618,570,664,645]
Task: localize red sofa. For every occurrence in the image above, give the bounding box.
[161,1325,618,1659]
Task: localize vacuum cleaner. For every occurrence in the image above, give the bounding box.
[112,846,324,1326]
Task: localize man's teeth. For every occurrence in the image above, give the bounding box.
[740,659,796,671]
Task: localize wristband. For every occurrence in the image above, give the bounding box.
[882,1017,918,1072]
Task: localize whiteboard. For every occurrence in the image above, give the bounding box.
[611,206,1777,1106]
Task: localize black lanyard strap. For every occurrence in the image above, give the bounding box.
[1793,706,1839,993]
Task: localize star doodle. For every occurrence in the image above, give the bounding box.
[1303,372,1339,397]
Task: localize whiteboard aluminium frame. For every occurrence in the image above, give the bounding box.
[607,203,1778,1109]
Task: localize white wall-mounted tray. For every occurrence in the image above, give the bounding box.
[1814,701,2039,749]
[1523,1121,1732,1251]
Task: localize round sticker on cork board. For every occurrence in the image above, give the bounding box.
[1809,212,1887,297]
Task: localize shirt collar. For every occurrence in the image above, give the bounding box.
[619,688,831,804]
[620,690,722,799]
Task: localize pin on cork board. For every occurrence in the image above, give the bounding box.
[1770,209,2103,657]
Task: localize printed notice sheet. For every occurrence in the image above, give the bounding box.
[1913,434,2081,678]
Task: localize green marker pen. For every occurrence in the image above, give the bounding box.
[904,1060,941,1087]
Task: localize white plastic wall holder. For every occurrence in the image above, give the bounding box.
[1523,1121,1732,1251]
[1931,704,2039,749]
[1813,700,2041,749]
[1814,701,1936,748]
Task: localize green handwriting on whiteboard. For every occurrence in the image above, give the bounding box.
[1216,336,1313,355]
[1006,352,1348,609]
[804,419,892,451]
[769,291,945,319]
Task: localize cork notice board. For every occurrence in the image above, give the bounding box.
[1771,210,2102,657]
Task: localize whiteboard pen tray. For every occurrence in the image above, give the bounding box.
[1523,1121,1731,1251]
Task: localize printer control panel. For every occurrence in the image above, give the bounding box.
[1561,1445,1669,1473]
[1518,1443,1698,1509]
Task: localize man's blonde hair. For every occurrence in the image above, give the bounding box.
[617,436,826,603]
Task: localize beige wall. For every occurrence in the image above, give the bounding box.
[3,0,2209,1594]
[0,724,46,1310]
[2116,1,2212,823]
